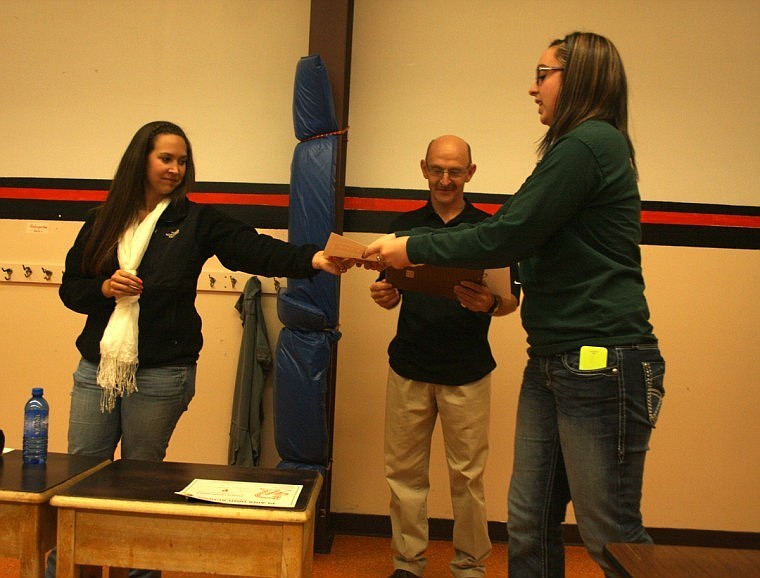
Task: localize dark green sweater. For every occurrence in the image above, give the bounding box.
[406,120,656,355]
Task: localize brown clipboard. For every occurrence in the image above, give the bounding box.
[385,265,484,300]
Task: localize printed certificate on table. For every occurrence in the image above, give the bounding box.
[177,478,303,508]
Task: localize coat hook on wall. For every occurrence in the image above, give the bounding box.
[41,267,53,281]
[22,265,33,278]
[208,274,216,288]
[1,267,12,281]
[230,276,237,289]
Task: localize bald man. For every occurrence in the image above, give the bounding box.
[370,136,520,578]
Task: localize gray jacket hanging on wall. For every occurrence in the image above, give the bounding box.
[228,276,273,466]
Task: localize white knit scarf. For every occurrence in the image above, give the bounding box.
[97,199,170,412]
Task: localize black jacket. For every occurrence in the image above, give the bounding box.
[60,198,319,366]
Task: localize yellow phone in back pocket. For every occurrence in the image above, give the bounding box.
[579,346,608,370]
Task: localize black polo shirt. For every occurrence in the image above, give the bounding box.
[385,199,518,385]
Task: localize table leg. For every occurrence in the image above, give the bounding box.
[17,503,55,578]
[281,524,309,578]
[303,522,315,577]
[56,508,77,578]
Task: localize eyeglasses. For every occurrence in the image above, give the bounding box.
[425,165,470,179]
[535,65,564,85]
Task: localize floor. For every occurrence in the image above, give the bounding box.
[310,534,604,577]
[0,534,603,577]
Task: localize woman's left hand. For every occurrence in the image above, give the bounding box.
[312,251,355,275]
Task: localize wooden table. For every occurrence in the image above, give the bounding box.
[604,542,760,577]
[0,451,109,578]
[51,459,323,578]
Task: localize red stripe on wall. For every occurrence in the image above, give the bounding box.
[2,187,758,229]
[640,210,760,228]
[0,188,291,207]
[469,204,760,228]
[346,198,760,229]
[471,202,501,215]
[187,192,290,206]
[345,198,760,229]
[344,197,426,213]
[0,188,107,202]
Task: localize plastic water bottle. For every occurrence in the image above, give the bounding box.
[22,387,49,464]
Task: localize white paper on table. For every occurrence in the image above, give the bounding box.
[176,478,303,508]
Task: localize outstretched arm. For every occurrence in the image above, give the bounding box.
[362,233,412,269]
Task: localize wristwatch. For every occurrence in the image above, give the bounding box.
[486,294,501,316]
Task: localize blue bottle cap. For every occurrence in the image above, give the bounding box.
[32,387,43,396]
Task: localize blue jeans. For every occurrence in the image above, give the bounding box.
[66,358,196,460]
[507,344,665,577]
[46,358,196,578]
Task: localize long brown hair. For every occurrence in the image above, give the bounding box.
[538,32,636,175]
[82,121,195,275]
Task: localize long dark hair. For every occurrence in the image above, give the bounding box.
[82,121,195,275]
[538,32,636,175]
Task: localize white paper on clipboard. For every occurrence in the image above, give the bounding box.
[483,268,510,297]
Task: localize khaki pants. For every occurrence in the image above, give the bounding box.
[385,368,492,577]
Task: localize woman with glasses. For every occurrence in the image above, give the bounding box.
[364,32,665,577]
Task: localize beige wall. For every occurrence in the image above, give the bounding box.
[1,0,758,534]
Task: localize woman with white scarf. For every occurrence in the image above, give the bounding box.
[47,121,345,578]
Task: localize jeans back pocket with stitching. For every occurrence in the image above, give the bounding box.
[643,360,665,426]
